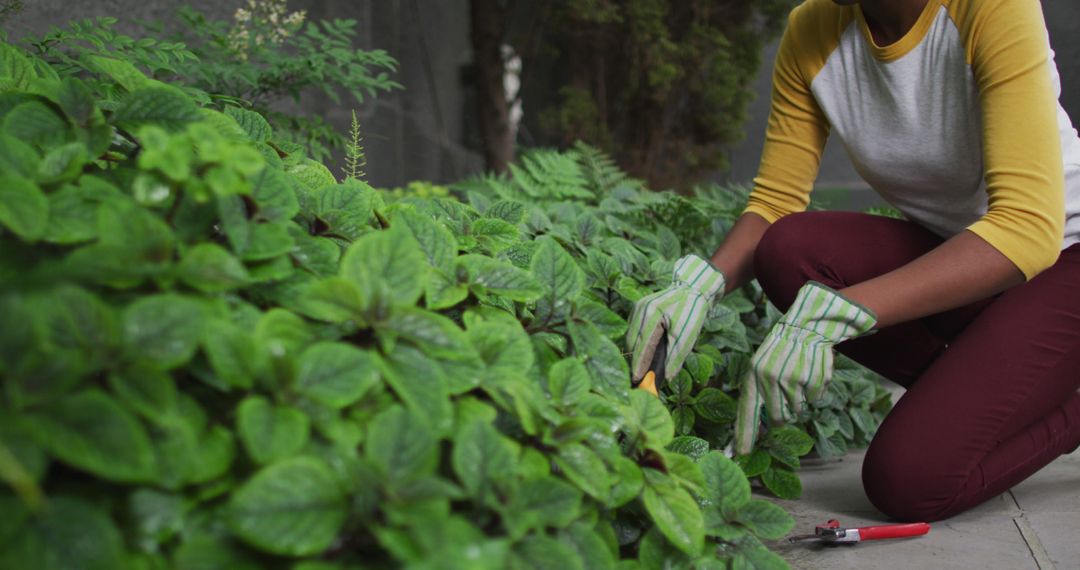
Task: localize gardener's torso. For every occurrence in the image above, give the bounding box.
[804,0,1080,249]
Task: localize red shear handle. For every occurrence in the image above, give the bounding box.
[858,523,931,541]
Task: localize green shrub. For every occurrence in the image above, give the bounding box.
[0,27,888,569]
[22,2,401,163]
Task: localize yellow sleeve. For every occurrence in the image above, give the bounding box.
[743,2,845,223]
[955,0,1065,280]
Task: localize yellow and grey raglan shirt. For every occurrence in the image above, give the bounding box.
[745,0,1080,280]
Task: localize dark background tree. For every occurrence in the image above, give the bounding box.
[470,0,798,188]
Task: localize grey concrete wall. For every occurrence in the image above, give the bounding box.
[723,0,1080,205]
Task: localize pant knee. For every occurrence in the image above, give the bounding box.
[861,444,957,522]
[753,212,831,311]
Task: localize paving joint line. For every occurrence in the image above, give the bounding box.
[1009,490,1055,570]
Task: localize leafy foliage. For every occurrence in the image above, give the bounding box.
[0,32,890,570]
[22,3,400,163]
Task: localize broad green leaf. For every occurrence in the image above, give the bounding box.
[503,477,583,538]
[547,358,591,407]
[43,184,98,242]
[315,179,374,221]
[426,269,469,310]
[36,142,87,184]
[287,158,338,190]
[451,420,516,498]
[766,426,814,456]
[382,345,453,435]
[765,426,813,469]
[0,497,126,570]
[87,54,150,91]
[0,133,40,178]
[112,87,201,130]
[225,106,272,142]
[735,499,794,540]
[485,200,526,224]
[397,209,457,273]
[217,194,250,254]
[340,225,426,307]
[458,254,543,301]
[96,198,175,266]
[850,407,878,437]
[666,436,710,460]
[568,320,630,402]
[365,405,438,482]
[664,452,705,494]
[531,236,584,322]
[250,167,299,222]
[553,443,611,501]
[575,300,627,339]
[288,231,340,277]
[122,294,205,369]
[228,456,347,556]
[558,522,615,570]
[468,318,534,376]
[729,534,790,570]
[761,466,802,500]
[636,526,696,570]
[698,451,750,516]
[178,243,250,292]
[607,455,645,508]
[173,535,263,570]
[471,217,519,254]
[34,284,119,367]
[295,342,381,408]
[0,43,36,89]
[642,471,705,556]
[107,365,179,424]
[22,389,155,482]
[382,307,477,362]
[129,489,186,551]
[0,175,47,241]
[3,101,67,147]
[298,277,366,323]
[512,534,585,570]
[202,319,263,390]
[692,388,737,424]
[188,425,236,485]
[241,222,295,262]
[237,396,310,465]
[256,308,314,357]
[734,449,771,478]
[624,390,674,448]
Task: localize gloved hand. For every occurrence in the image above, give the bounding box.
[734,281,877,455]
[626,254,727,385]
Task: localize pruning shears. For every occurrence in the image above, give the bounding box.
[634,335,668,397]
[788,519,931,545]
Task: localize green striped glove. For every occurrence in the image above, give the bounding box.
[734,281,877,455]
[627,254,727,384]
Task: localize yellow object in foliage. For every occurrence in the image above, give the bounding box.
[638,371,658,397]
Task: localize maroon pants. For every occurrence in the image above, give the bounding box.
[754,211,1080,522]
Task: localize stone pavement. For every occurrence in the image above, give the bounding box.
[763,441,1080,569]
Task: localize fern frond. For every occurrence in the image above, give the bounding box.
[571,141,637,195]
[511,148,591,201]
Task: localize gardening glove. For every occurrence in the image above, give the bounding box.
[733,281,877,455]
[627,254,727,386]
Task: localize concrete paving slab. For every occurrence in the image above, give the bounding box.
[770,511,1038,570]
[1022,513,1080,569]
[1011,450,1080,513]
[762,447,1036,569]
